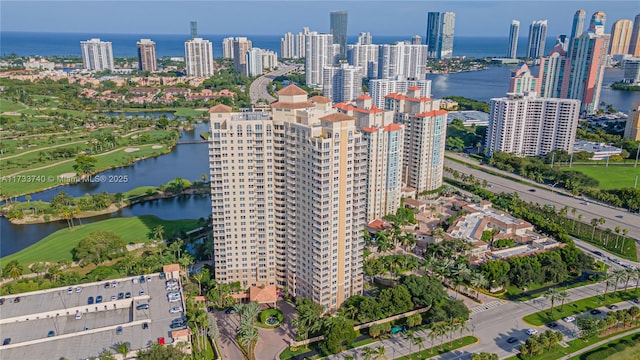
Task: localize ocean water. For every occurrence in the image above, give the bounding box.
[1,32,556,59]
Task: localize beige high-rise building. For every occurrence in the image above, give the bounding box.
[80,38,114,71]
[136,39,157,72]
[630,14,640,56]
[184,38,214,77]
[209,85,365,310]
[222,37,234,59]
[625,102,640,140]
[609,19,633,56]
[233,37,253,73]
[385,87,447,193]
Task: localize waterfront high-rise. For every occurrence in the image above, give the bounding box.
[347,44,379,78]
[411,35,423,45]
[589,11,607,35]
[222,37,234,59]
[538,44,568,98]
[625,103,640,140]
[385,88,446,193]
[296,28,310,59]
[508,63,540,94]
[570,10,586,42]
[245,48,264,77]
[80,38,114,71]
[369,78,431,109]
[357,32,372,45]
[486,93,581,157]
[562,28,610,115]
[376,42,428,80]
[609,19,633,56]
[629,14,640,56]
[281,32,295,59]
[425,12,441,58]
[184,38,214,77]
[305,32,339,86]
[233,37,253,73]
[136,39,157,72]
[330,10,348,59]
[322,62,362,102]
[556,35,570,52]
[527,20,548,58]
[507,20,520,58]
[438,12,456,59]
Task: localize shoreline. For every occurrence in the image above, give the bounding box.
[5,187,208,225]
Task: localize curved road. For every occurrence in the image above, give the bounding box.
[444,154,640,241]
[249,64,300,105]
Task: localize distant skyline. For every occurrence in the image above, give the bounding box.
[1,1,638,37]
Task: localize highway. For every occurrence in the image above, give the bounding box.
[248,64,300,105]
[444,153,640,241]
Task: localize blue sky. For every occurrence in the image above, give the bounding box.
[2,1,638,36]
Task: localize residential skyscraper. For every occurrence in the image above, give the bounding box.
[624,102,640,140]
[556,35,570,52]
[538,44,568,98]
[296,27,310,59]
[369,78,431,109]
[486,93,581,157]
[411,35,423,45]
[233,37,253,73]
[508,63,540,94]
[425,12,441,58]
[330,10,348,59]
[570,10,586,42]
[357,32,372,45]
[609,19,633,56]
[190,21,198,39]
[262,50,278,71]
[222,37,234,59]
[281,32,295,59]
[376,42,428,80]
[245,48,264,77]
[136,39,157,72]
[507,20,520,58]
[623,57,640,84]
[305,32,339,86]
[80,38,114,71]
[562,29,610,115]
[527,20,548,58]
[322,62,362,102]
[385,88,446,193]
[184,38,214,77]
[438,12,456,59]
[589,11,606,35]
[347,44,379,78]
[628,14,640,56]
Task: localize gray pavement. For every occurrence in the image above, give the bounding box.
[249,64,300,105]
[0,274,186,360]
[444,154,640,241]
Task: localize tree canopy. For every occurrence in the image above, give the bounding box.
[73,231,127,266]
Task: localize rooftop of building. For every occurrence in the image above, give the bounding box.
[309,95,332,104]
[209,104,233,113]
[320,112,355,122]
[277,84,308,96]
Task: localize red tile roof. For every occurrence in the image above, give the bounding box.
[277,84,308,96]
[209,104,233,113]
[270,101,314,109]
[384,123,403,132]
[356,94,372,100]
[414,110,448,118]
[353,105,384,114]
[249,285,278,304]
[408,86,421,91]
[384,92,432,102]
[163,264,181,273]
[320,112,355,122]
[309,95,332,104]
[361,127,378,133]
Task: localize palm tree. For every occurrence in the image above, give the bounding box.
[375,231,393,253]
[590,218,600,241]
[413,335,425,357]
[470,272,488,299]
[405,330,416,353]
[435,322,448,350]
[243,301,261,324]
[623,268,635,290]
[612,269,626,294]
[602,273,613,298]
[192,272,204,295]
[239,326,259,360]
[114,342,130,359]
[361,347,376,360]
[544,288,560,315]
[557,290,569,311]
[375,345,387,360]
[447,318,459,347]
[169,238,184,259]
[427,326,439,354]
[4,260,23,280]
[152,225,165,242]
[635,268,640,291]
[457,319,470,344]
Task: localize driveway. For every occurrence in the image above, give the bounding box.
[255,300,296,360]
[213,309,245,360]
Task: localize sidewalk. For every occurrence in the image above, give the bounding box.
[558,327,640,360]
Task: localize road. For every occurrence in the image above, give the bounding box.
[327,279,640,360]
[248,64,300,105]
[444,154,640,241]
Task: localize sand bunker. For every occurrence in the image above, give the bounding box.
[124,147,140,153]
[58,172,77,179]
[152,145,163,149]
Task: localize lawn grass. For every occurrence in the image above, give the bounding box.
[1,143,172,197]
[0,98,27,112]
[395,336,478,360]
[523,289,640,326]
[570,331,640,360]
[561,165,640,190]
[0,215,199,265]
[504,274,603,302]
[280,345,311,359]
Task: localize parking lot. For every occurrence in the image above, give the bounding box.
[0,273,186,360]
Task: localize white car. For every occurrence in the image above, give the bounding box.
[67,287,73,295]
[563,316,576,323]
[169,306,183,314]
[75,286,82,293]
[526,329,538,336]
[75,312,83,320]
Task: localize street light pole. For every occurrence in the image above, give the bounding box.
[635,143,640,168]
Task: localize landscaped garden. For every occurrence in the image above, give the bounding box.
[259,308,284,328]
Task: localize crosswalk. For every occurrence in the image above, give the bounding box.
[470,300,504,314]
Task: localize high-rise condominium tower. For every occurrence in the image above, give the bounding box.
[508,20,520,58]
[233,37,253,73]
[245,48,264,77]
[624,103,640,140]
[527,20,548,58]
[222,37,234,59]
[411,35,423,45]
[438,12,456,59]
[609,19,633,56]
[330,10,348,59]
[305,32,339,86]
[486,93,580,157]
[281,32,295,59]
[508,63,540,94]
[385,88,447,193]
[347,44,379,78]
[562,28,610,115]
[629,14,640,56]
[538,45,568,98]
[80,38,114,71]
[322,63,362,102]
[376,42,428,80]
[425,12,441,58]
[184,38,214,77]
[136,39,157,72]
[570,10,586,42]
[357,32,372,45]
[589,11,606,35]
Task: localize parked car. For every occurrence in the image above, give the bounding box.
[118,292,124,300]
[116,326,123,335]
[0,298,4,305]
[14,297,20,303]
[139,290,145,296]
[607,304,619,310]
[140,276,146,283]
[159,272,166,280]
[75,312,83,320]
[225,307,235,314]
[104,282,110,289]
[146,276,152,282]
[125,292,131,299]
[546,322,558,328]
[3,338,11,345]
[75,286,82,293]
[633,298,639,304]
[136,304,150,310]
[67,287,73,295]
[142,322,149,330]
[111,280,117,288]
[96,295,103,303]
[47,331,55,337]
[88,296,94,305]
[507,337,519,344]
[590,309,602,315]
[526,329,538,336]
[563,316,576,323]
[110,295,117,301]
[170,321,186,329]
[169,306,183,314]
